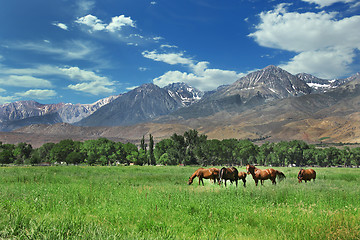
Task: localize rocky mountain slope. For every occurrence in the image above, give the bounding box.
[1,65,359,147]
[0,95,120,131]
[76,83,200,127]
[165,65,313,119]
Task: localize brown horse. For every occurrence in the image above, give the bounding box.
[238,171,247,187]
[188,168,220,186]
[219,167,239,187]
[298,168,316,183]
[246,164,286,186]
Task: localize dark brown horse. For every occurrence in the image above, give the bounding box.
[219,167,239,187]
[246,164,286,186]
[298,168,316,183]
[238,171,247,187]
[188,168,220,185]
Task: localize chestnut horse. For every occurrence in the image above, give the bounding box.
[238,171,247,187]
[246,164,286,186]
[298,168,316,183]
[219,167,239,187]
[188,168,220,186]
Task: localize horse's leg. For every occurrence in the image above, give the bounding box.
[272,178,276,185]
[243,179,246,187]
[261,180,264,185]
[255,179,258,186]
[224,180,227,187]
[235,180,238,187]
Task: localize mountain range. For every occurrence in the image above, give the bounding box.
[1,65,360,147]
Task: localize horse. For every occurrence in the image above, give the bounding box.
[188,168,220,186]
[238,171,247,187]
[219,167,239,187]
[298,168,316,183]
[246,164,286,186]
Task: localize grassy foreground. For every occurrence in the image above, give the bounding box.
[0,165,359,240]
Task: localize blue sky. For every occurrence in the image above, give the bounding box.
[0,0,359,104]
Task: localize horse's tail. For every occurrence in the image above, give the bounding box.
[219,167,226,184]
[276,170,286,181]
[232,167,239,180]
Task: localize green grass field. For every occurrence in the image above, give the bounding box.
[0,165,359,239]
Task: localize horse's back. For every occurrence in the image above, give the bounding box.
[306,169,316,179]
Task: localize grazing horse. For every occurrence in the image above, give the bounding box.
[238,171,247,187]
[219,167,239,187]
[246,164,286,186]
[188,168,220,186]
[298,168,316,183]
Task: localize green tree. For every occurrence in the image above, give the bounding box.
[170,133,186,165]
[0,144,15,164]
[184,129,207,165]
[14,142,33,164]
[50,139,80,163]
[148,134,156,165]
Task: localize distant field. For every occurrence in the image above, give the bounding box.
[0,166,359,239]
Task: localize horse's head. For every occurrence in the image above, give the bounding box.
[297,169,304,183]
[246,164,254,175]
[188,177,193,185]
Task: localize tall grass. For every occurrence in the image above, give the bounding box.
[0,166,359,239]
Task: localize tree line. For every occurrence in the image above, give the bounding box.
[1,129,360,167]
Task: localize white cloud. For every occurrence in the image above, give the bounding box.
[68,81,115,95]
[60,67,116,95]
[0,75,53,88]
[7,40,97,61]
[0,95,17,105]
[150,1,157,5]
[76,14,135,33]
[106,15,135,32]
[126,86,139,90]
[142,50,194,65]
[249,4,360,78]
[59,66,107,82]
[52,22,68,30]
[160,44,178,49]
[153,68,242,91]
[301,0,356,8]
[15,89,57,100]
[76,14,106,31]
[143,49,243,91]
[280,47,355,79]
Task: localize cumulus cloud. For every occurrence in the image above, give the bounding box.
[52,22,68,30]
[153,67,242,91]
[76,14,135,33]
[143,50,242,91]
[15,89,57,100]
[60,67,116,95]
[0,75,53,88]
[301,0,356,8]
[249,4,360,78]
[59,66,107,82]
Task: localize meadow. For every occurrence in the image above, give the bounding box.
[0,165,359,239]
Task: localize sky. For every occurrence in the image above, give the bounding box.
[0,0,359,105]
